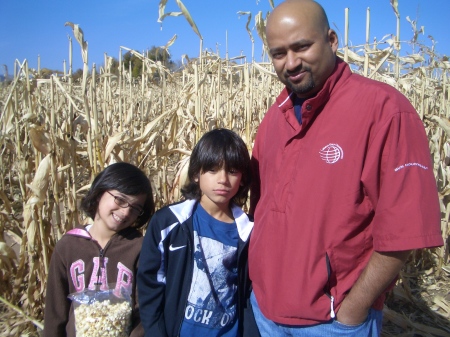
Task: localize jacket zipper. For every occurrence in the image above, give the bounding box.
[176,223,193,337]
[324,253,336,319]
[94,240,112,290]
[237,238,248,334]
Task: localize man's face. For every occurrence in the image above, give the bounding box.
[267,15,338,98]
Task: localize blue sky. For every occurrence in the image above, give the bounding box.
[1,0,448,73]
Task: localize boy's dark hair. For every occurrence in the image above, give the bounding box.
[181,128,251,207]
[80,162,155,228]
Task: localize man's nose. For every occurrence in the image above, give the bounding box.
[286,50,302,71]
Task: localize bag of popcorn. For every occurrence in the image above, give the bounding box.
[68,284,132,337]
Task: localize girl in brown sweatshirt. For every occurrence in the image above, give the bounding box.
[43,162,154,337]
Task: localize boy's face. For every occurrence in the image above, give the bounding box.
[197,166,242,212]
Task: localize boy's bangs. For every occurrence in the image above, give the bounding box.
[224,145,246,170]
[200,145,244,172]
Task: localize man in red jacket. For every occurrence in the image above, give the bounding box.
[248,0,444,336]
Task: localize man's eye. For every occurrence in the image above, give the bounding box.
[271,53,284,59]
[295,44,311,52]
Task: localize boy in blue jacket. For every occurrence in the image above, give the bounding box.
[138,128,259,337]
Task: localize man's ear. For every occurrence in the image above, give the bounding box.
[328,29,338,52]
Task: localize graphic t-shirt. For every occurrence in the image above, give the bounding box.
[180,204,239,337]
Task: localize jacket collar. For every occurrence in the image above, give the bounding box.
[275,57,351,130]
[169,199,254,242]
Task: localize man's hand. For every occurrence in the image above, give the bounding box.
[335,250,411,325]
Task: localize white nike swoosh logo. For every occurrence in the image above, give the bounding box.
[169,244,187,251]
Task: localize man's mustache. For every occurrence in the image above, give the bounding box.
[284,65,311,77]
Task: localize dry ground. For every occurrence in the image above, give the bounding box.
[382,251,450,337]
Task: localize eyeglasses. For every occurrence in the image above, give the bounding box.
[106,191,144,217]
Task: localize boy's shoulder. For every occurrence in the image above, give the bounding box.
[157,199,188,212]
[243,213,254,225]
[154,199,197,222]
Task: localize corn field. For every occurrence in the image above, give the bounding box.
[1,4,450,337]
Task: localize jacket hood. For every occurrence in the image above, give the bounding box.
[66,225,142,241]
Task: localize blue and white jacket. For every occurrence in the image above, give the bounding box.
[137,199,260,337]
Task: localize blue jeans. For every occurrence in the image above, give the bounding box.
[251,291,383,337]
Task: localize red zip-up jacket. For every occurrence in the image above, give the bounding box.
[249,57,443,326]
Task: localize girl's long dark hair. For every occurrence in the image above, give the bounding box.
[80,162,155,228]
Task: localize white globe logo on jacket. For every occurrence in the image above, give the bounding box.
[319,144,344,164]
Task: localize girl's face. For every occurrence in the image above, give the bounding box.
[94,190,146,235]
[197,165,242,212]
